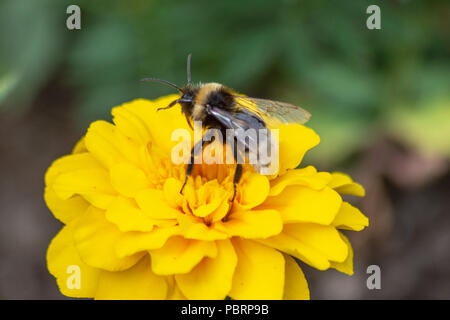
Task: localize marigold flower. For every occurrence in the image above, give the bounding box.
[45,94,368,299]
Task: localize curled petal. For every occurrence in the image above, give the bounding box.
[330,232,354,275]
[332,202,369,231]
[52,168,116,209]
[166,276,188,300]
[111,105,152,145]
[95,255,168,300]
[163,178,185,209]
[45,153,102,187]
[259,223,348,270]
[47,224,100,298]
[282,223,348,264]
[269,166,331,196]
[229,239,285,300]
[215,209,283,239]
[150,236,217,275]
[192,182,228,218]
[136,188,181,220]
[105,197,159,232]
[260,185,342,225]
[277,124,320,175]
[236,173,270,210]
[115,226,181,258]
[283,255,310,300]
[85,121,128,169]
[110,163,149,197]
[119,97,192,157]
[44,186,89,224]
[328,172,365,196]
[72,136,87,154]
[178,214,228,241]
[208,197,231,223]
[73,206,145,271]
[176,239,237,300]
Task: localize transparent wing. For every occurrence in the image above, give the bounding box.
[208,106,273,173]
[233,95,311,127]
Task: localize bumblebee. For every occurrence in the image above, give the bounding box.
[142,54,311,202]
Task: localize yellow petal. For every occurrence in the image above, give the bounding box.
[85,120,127,169]
[215,209,283,239]
[119,97,192,156]
[192,183,227,218]
[283,255,310,300]
[73,206,145,271]
[330,232,354,275]
[72,136,88,154]
[52,168,116,209]
[165,276,188,300]
[95,255,168,300]
[269,166,331,196]
[47,224,100,298]
[44,186,89,224]
[283,224,348,264]
[168,284,188,300]
[105,196,157,232]
[115,226,181,258]
[328,172,365,196]
[229,238,284,300]
[111,105,151,145]
[176,239,237,300]
[150,236,217,275]
[278,124,320,174]
[163,178,185,209]
[259,223,348,270]
[208,196,231,223]
[177,214,229,241]
[135,188,180,219]
[110,163,149,197]
[260,185,342,225]
[45,153,102,187]
[236,173,270,210]
[332,202,369,231]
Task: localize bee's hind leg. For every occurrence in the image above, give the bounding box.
[180,163,193,195]
[231,163,242,203]
[180,135,215,194]
[231,139,244,203]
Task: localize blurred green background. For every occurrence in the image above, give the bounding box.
[0,0,449,299]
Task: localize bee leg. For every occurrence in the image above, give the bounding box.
[157,99,179,111]
[180,169,191,194]
[180,143,199,195]
[180,135,215,194]
[231,138,244,203]
[231,163,243,203]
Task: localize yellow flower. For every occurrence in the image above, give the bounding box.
[45,94,368,300]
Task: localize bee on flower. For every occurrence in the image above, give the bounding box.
[45,64,368,299]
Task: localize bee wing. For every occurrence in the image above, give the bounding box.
[208,106,263,147]
[233,95,311,127]
[208,106,273,173]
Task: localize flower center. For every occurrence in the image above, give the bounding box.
[145,142,242,225]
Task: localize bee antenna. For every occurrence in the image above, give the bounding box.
[140,78,183,93]
[187,53,192,84]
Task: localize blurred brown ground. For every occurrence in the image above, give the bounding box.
[0,76,449,299]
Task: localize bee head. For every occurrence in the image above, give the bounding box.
[141,54,195,109]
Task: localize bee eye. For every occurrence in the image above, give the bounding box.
[179,93,193,104]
